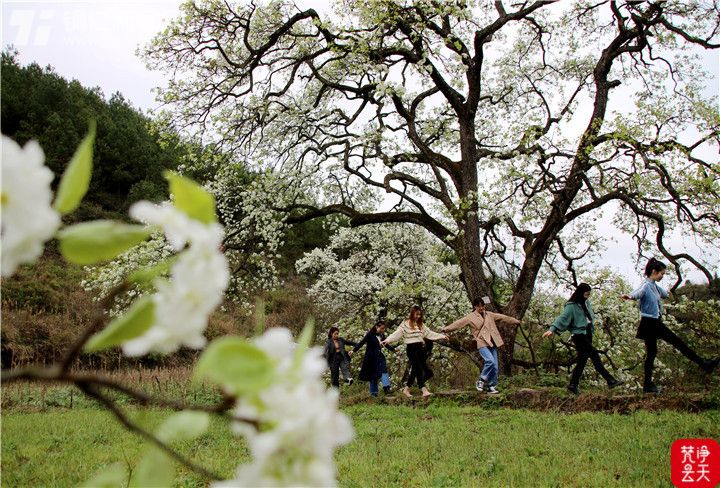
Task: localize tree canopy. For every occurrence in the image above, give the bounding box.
[144,0,720,369]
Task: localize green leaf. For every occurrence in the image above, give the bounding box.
[85,296,155,352]
[165,171,217,224]
[129,413,209,488]
[130,448,173,488]
[254,298,266,336]
[58,220,152,265]
[128,256,178,284]
[194,337,274,395]
[54,121,95,214]
[80,462,128,488]
[293,318,315,369]
[156,411,210,443]
[297,317,315,351]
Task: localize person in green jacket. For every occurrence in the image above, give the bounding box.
[543,283,623,395]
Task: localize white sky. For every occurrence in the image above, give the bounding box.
[2,0,184,112]
[2,0,718,286]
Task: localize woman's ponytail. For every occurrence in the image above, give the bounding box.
[644,257,667,277]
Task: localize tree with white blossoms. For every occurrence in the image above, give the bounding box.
[83,163,314,311]
[0,130,353,486]
[296,223,485,372]
[143,0,720,373]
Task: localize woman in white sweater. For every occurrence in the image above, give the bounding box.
[382,305,447,397]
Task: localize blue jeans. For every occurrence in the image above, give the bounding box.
[478,346,499,386]
[369,373,391,396]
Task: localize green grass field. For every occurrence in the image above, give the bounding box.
[2,400,719,487]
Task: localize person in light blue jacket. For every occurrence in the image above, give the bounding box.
[622,258,719,393]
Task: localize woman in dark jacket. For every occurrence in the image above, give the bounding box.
[543,283,622,395]
[350,320,396,396]
[323,326,356,388]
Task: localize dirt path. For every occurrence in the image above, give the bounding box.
[342,387,720,413]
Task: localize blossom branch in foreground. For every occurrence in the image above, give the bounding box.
[217,328,354,488]
[121,201,230,355]
[77,382,224,481]
[1,135,60,276]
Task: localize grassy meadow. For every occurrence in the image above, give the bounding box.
[2,382,719,487]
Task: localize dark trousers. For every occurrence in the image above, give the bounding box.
[329,356,351,387]
[569,333,614,387]
[406,343,427,388]
[640,317,705,386]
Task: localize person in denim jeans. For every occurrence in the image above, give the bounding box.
[622,257,719,393]
[477,345,499,392]
[349,320,396,397]
[442,297,520,394]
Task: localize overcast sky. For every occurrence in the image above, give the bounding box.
[2,0,719,286]
[2,0,184,111]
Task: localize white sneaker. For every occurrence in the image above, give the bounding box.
[487,386,500,394]
[475,380,484,392]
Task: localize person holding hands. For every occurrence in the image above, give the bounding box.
[349,320,396,397]
[442,297,519,394]
[382,305,447,398]
[621,258,719,393]
[543,283,622,395]
[323,326,357,388]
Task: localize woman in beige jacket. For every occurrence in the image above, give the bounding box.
[442,298,520,394]
[382,305,447,397]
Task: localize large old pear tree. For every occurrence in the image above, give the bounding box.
[144,0,720,372]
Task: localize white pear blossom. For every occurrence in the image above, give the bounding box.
[130,200,224,250]
[122,201,230,355]
[296,224,467,377]
[216,328,354,488]
[1,135,61,277]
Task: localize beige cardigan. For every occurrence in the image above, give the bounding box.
[385,320,446,345]
[444,311,520,348]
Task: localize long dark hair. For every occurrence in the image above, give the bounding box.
[369,320,385,334]
[568,283,591,303]
[644,257,667,277]
[328,326,339,339]
[568,283,593,322]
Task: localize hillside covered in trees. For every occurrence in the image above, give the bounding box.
[0,50,334,369]
[2,49,200,215]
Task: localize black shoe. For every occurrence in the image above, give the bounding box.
[607,378,624,389]
[643,384,660,394]
[345,378,354,386]
[567,384,579,395]
[702,357,720,374]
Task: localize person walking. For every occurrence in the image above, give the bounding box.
[323,326,356,388]
[542,283,623,395]
[442,297,520,394]
[621,258,719,393]
[349,320,396,397]
[382,305,447,397]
